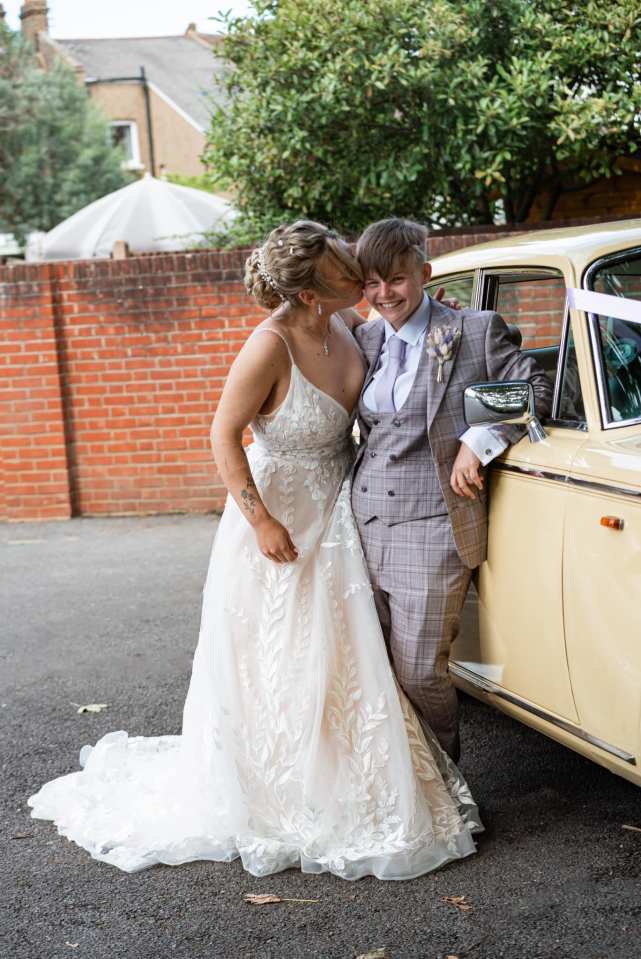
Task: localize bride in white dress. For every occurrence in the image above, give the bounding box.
[28,221,482,879]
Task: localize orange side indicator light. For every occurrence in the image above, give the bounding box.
[600,516,625,531]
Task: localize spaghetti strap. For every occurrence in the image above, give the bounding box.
[251,326,294,364]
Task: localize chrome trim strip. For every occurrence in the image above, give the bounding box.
[566,474,641,498]
[587,310,612,429]
[471,270,483,311]
[449,662,637,765]
[551,302,571,420]
[495,462,568,484]
[493,462,641,500]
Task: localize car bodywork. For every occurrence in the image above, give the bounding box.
[427,219,641,787]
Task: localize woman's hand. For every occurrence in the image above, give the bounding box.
[255,515,299,563]
[434,287,461,310]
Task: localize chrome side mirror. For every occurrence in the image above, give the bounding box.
[464,381,547,443]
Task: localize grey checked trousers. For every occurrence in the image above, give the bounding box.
[356,513,472,760]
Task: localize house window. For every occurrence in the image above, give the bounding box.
[111,121,142,170]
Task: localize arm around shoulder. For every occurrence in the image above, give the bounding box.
[336,308,367,333]
[485,311,553,420]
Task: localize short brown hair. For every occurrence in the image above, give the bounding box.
[356,218,429,280]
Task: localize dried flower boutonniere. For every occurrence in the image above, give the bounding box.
[426,325,461,383]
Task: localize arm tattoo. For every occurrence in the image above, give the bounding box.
[240,475,258,516]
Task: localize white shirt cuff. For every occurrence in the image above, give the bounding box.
[459,427,508,466]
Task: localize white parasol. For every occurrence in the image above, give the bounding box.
[39,174,237,260]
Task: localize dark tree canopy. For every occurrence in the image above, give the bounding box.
[0,23,131,240]
[204,0,641,238]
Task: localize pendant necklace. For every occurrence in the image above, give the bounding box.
[310,316,331,357]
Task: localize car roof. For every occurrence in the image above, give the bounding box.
[429,217,641,280]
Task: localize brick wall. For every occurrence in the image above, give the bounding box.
[0,251,263,521]
[1,263,72,521]
[529,167,641,224]
[0,221,629,522]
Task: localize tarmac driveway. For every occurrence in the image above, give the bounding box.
[1,516,639,959]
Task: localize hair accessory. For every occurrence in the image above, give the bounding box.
[257,248,286,301]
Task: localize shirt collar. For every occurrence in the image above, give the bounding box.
[383,294,431,347]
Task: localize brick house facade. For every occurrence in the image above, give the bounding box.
[16,1,224,178]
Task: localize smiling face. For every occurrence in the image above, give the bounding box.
[363,255,432,330]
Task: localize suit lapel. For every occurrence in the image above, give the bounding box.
[359,319,386,397]
[426,298,464,433]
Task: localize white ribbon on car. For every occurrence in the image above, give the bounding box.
[567,287,641,324]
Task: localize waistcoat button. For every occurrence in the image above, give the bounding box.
[373,418,380,425]
[370,451,377,458]
[387,490,395,497]
[392,417,401,426]
[361,485,368,492]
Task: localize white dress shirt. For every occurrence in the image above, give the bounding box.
[361,295,508,466]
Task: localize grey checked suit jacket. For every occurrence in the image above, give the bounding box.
[352,297,553,569]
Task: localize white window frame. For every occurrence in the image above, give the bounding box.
[111,120,143,171]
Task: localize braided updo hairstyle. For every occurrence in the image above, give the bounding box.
[244,220,362,311]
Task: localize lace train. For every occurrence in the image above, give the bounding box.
[29,357,482,878]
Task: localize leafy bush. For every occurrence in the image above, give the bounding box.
[204,0,641,235]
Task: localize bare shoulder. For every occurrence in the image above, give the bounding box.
[233,321,291,377]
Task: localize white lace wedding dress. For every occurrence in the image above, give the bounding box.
[28,338,482,879]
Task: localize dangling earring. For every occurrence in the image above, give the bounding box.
[317,303,323,316]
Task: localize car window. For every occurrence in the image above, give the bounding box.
[493,272,566,351]
[590,250,641,300]
[425,274,474,308]
[588,250,641,425]
[595,316,641,422]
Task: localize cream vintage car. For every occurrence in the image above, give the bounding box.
[426,219,641,787]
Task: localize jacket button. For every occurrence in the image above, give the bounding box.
[373,418,380,425]
[388,454,396,462]
[392,417,401,426]
[370,451,377,458]
[387,490,395,497]
[361,485,368,492]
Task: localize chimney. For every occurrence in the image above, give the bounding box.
[20,1,49,49]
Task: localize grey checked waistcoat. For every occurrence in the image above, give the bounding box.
[352,335,448,526]
[350,297,554,568]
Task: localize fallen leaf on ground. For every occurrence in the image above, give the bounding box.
[8,539,47,546]
[10,832,33,840]
[622,824,641,833]
[64,944,79,950]
[71,703,109,714]
[355,950,388,959]
[441,895,473,912]
[447,955,460,958]
[244,893,319,905]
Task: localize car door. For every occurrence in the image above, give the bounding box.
[450,267,582,724]
[562,248,641,764]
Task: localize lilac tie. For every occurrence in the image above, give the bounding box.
[374,335,406,413]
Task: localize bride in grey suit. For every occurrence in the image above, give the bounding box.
[352,218,553,760]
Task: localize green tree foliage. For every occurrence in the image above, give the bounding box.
[0,23,131,239]
[204,0,641,236]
